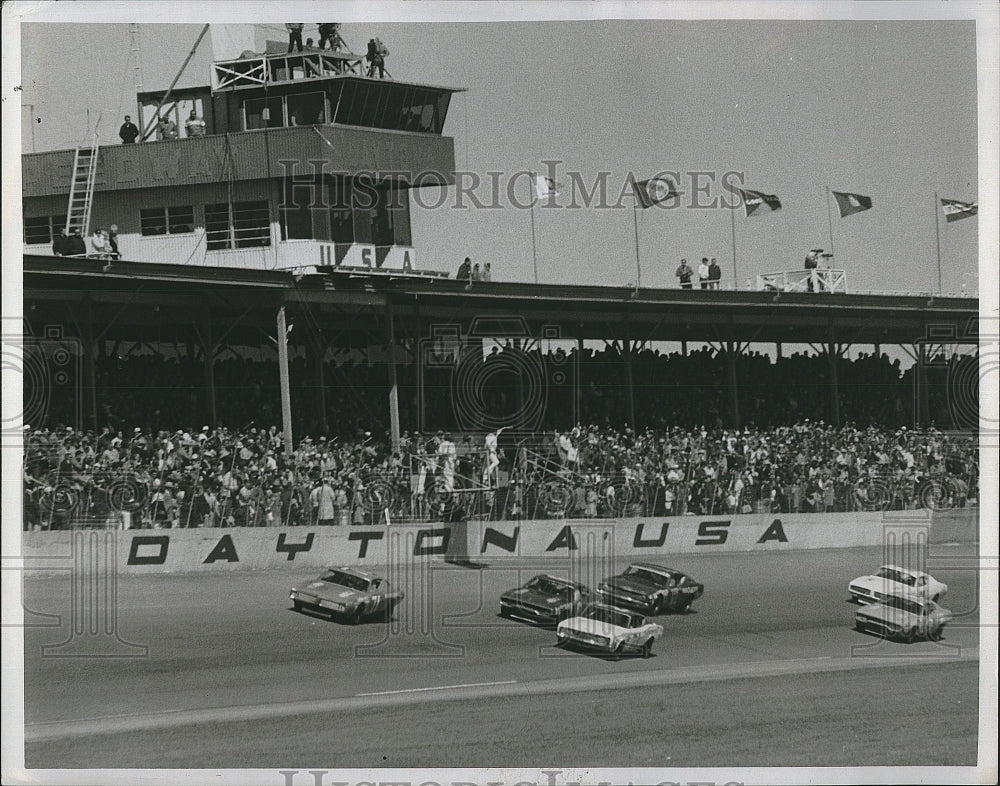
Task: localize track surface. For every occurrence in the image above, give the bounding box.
[22,544,981,767]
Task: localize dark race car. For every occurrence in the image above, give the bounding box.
[289,566,403,624]
[500,574,593,625]
[598,562,704,615]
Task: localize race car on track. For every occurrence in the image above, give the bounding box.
[848,564,948,605]
[597,562,704,614]
[854,594,953,643]
[289,566,403,624]
[556,602,664,659]
[499,574,593,625]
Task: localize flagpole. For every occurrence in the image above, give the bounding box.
[730,197,738,288]
[934,191,942,293]
[632,204,642,289]
[825,186,835,260]
[530,173,539,284]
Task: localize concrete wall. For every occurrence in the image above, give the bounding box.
[20,509,977,577]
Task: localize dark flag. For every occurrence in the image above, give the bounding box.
[940,198,977,222]
[738,188,782,217]
[832,191,872,217]
[634,176,680,208]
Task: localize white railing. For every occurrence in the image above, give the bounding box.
[757,269,847,294]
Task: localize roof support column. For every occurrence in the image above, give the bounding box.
[82,298,99,431]
[276,304,294,455]
[826,342,841,428]
[385,296,400,453]
[725,340,740,430]
[200,310,217,428]
[915,342,930,427]
[623,321,636,430]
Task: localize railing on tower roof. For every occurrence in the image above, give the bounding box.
[212,44,367,91]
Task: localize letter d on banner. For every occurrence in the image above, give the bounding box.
[355,525,464,658]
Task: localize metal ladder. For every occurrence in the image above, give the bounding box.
[66,135,99,239]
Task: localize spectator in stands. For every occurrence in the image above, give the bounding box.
[675,258,694,289]
[184,109,206,137]
[118,115,140,144]
[286,23,305,53]
[698,258,710,289]
[318,23,341,51]
[708,258,722,289]
[157,116,178,141]
[52,227,70,256]
[457,257,471,281]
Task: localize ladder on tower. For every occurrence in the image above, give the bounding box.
[66,135,100,240]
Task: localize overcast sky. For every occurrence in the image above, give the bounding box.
[10,4,990,295]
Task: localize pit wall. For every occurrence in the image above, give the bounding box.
[19,509,977,576]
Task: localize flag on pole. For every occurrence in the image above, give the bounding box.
[634,176,680,208]
[832,191,872,217]
[940,198,977,222]
[535,175,561,200]
[738,188,782,217]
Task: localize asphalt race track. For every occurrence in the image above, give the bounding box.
[22,543,981,768]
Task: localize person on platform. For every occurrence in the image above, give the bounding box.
[52,227,70,256]
[471,263,482,281]
[456,257,471,281]
[157,116,178,141]
[805,248,820,292]
[675,258,694,289]
[91,227,111,258]
[318,23,341,51]
[482,427,507,487]
[482,262,492,282]
[366,37,388,78]
[437,432,457,492]
[286,23,304,53]
[67,229,87,256]
[698,258,710,289]
[118,115,140,144]
[184,109,206,137]
[107,224,120,258]
[708,258,722,289]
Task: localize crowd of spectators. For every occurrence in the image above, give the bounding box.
[22,419,976,531]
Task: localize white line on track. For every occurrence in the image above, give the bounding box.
[357,680,517,696]
[25,649,977,743]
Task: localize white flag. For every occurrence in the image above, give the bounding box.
[535,175,560,200]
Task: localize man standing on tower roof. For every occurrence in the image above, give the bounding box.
[185,109,206,137]
[286,23,304,53]
[318,23,341,51]
[366,37,388,78]
[118,115,139,144]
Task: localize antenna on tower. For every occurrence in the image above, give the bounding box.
[129,23,143,90]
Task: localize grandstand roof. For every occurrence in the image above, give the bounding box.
[23,254,978,346]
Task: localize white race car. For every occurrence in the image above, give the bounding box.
[556,602,664,659]
[854,594,953,643]
[848,564,947,605]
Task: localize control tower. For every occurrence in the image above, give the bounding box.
[22,35,464,274]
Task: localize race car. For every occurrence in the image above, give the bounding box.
[854,594,953,643]
[499,574,593,625]
[597,562,704,614]
[848,564,948,605]
[289,566,403,624]
[556,602,664,659]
